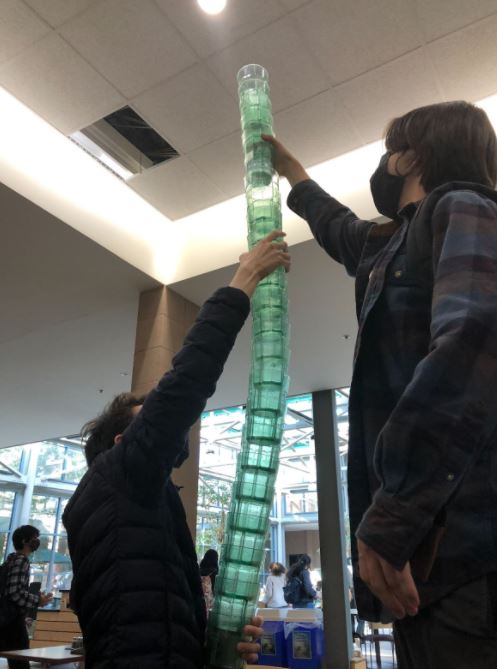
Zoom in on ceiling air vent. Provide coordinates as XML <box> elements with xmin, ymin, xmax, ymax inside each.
<box><xmin>70</xmin><ymin>106</ymin><xmax>179</xmax><ymax>181</ymax></box>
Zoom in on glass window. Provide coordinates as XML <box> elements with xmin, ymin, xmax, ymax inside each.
<box><xmin>36</xmin><ymin>443</ymin><xmax>66</xmax><ymax>481</ymax></box>
<box><xmin>36</xmin><ymin>439</ymin><xmax>86</xmax><ymax>483</ymax></box>
<box><xmin>197</xmin><ymin>394</ymin><xmax>320</xmax><ymax>577</ymax></box>
<box><xmin>196</xmin><ymin>476</ymin><xmax>232</xmax><ymax>558</ymax></box>
<box><xmin>0</xmin><ymin>435</ymin><xmax>85</xmax><ymax>588</ymax></box>
<box><xmin>0</xmin><ymin>490</ymin><xmax>16</xmax><ymax>560</ymax></box>
<box><xmin>0</xmin><ymin>446</ymin><xmax>24</xmax><ymax>474</ymax></box>
<box><xmin>29</xmin><ymin>495</ymin><xmax>72</xmax><ymax>592</ymax></box>
<box><xmin>334</xmin><ymin>388</ymin><xmax>351</xmax><ymax>559</ymax></box>
<box><xmin>51</xmin><ymin>533</ymin><xmax>72</xmax><ymax>591</ymax></box>
<box><xmin>30</xmin><ymin>495</ymin><xmax>58</xmax><ymax>536</ymax></box>
<box><xmin>63</xmin><ymin>447</ymin><xmax>87</xmax><ymax>483</ymax></box>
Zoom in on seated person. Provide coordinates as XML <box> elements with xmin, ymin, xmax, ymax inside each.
<box><xmin>63</xmin><ymin>231</ymin><xmax>290</xmax><ymax>669</ymax></box>
<box><xmin>0</xmin><ymin>526</ymin><xmax>52</xmax><ymax>669</ymax></box>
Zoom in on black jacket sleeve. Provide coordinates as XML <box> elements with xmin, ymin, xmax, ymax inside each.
<box><xmin>287</xmin><ymin>179</ymin><xmax>375</xmax><ymax>277</ymax></box>
<box><xmin>118</xmin><ymin>287</ymin><xmax>250</xmax><ymax>487</ymax></box>
<box><xmin>301</xmin><ymin>570</ymin><xmax>317</xmax><ymax>599</ymax></box>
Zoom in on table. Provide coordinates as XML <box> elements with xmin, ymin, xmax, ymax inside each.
<box><xmin>0</xmin><ymin>645</ymin><xmax>83</xmax><ymax>667</ymax></box>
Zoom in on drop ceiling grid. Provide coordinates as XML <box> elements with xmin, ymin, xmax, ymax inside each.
<box><xmin>0</xmin><ymin>0</ymin><xmax>50</xmax><ymax>66</ymax></box>
<box><xmin>57</xmin><ymin>0</ymin><xmax>199</xmax><ymax>98</ymax></box>
<box><xmin>0</xmin><ymin>0</ymin><xmax>496</xmax><ymax>220</ymax></box>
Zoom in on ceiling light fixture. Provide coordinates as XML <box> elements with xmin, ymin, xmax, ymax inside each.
<box><xmin>197</xmin><ymin>0</ymin><xmax>227</xmax><ymax>15</ymax></box>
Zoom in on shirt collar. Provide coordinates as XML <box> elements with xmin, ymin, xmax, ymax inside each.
<box><xmin>397</xmin><ymin>200</ymin><xmax>420</xmax><ymax>222</ymax></box>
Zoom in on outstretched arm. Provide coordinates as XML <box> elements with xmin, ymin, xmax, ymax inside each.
<box><xmin>118</xmin><ymin>232</ymin><xmax>291</xmax><ymax>486</ymax></box>
<box><xmin>264</xmin><ymin>135</ymin><xmax>374</xmax><ymax>275</ymax></box>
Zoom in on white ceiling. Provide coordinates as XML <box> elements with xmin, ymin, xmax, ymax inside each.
<box><xmin>1</xmin><ymin>0</ymin><xmax>497</xmax><ymax>220</ymax></box>
<box><xmin>0</xmin><ymin>181</ymin><xmax>157</xmax><ymax>447</ymax></box>
<box><xmin>3</xmin><ymin>0</ymin><xmax>497</xmax><ymax>446</ymax></box>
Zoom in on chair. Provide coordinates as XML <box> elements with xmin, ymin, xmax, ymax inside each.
<box><xmin>360</xmin><ymin>622</ymin><xmax>396</xmax><ymax>668</ymax></box>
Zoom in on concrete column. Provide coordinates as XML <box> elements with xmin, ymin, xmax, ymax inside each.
<box><xmin>312</xmin><ymin>390</ymin><xmax>352</xmax><ymax>669</ymax></box>
<box><xmin>131</xmin><ymin>285</ymin><xmax>200</xmax><ymax>539</ymax></box>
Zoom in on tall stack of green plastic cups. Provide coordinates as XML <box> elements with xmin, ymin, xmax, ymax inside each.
<box><xmin>207</xmin><ymin>64</ymin><xmax>289</xmax><ymax>669</ymax></box>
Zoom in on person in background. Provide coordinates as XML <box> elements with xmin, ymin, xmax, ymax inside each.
<box><xmin>0</xmin><ymin>526</ymin><xmax>52</xmax><ymax>669</ymax></box>
<box><xmin>63</xmin><ymin>231</ymin><xmax>291</xmax><ymax>669</ymax></box>
<box><xmin>199</xmin><ymin>549</ymin><xmax>219</xmax><ymax>613</ymax></box>
<box><xmin>263</xmin><ymin>562</ymin><xmax>287</xmax><ymax>608</ymax></box>
<box><xmin>315</xmin><ymin>580</ymin><xmax>323</xmax><ymax>609</ymax></box>
<box><xmin>199</xmin><ymin>549</ymin><xmax>219</xmax><ymax>592</ymax></box>
<box><xmin>287</xmin><ymin>554</ymin><xmax>316</xmax><ymax>609</ymax></box>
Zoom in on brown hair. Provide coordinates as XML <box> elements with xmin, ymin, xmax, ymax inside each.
<box><xmin>270</xmin><ymin>562</ymin><xmax>286</xmax><ymax>576</ymax></box>
<box><xmin>82</xmin><ymin>392</ymin><xmax>146</xmax><ymax>465</ymax></box>
<box><xmin>385</xmin><ymin>101</ymin><xmax>497</xmax><ymax>192</ymax></box>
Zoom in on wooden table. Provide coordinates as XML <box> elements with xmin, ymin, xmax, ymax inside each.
<box><xmin>0</xmin><ymin>644</ymin><xmax>83</xmax><ymax>667</ymax></box>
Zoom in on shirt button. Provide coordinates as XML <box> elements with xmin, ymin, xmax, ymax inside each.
<box><xmin>447</xmin><ymin>473</ymin><xmax>455</xmax><ymax>482</ymax></box>
<box><xmin>394</xmin><ymin>270</ymin><xmax>403</xmax><ymax>278</ymax></box>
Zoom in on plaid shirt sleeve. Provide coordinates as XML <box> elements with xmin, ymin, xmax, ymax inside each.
<box><xmin>357</xmin><ymin>191</ymin><xmax>497</xmax><ymax>569</ymax></box>
<box><xmin>287</xmin><ymin>179</ymin><xmax>374</xmax><ymax>276</ymax></box>
<box><xmin>6</xmin><ymin>554</ymin><xmax>40</xmax><ymax>610</ymax></box>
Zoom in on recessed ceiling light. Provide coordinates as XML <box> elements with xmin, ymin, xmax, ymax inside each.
<box><xmin>197</xmin><ymin>0</ymin><xmax>227</xmax><ymax>15</ymax></box>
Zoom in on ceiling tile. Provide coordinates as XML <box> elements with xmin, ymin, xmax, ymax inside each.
<box><xmin>273</xmin><ymin>90</ymin><xmax>363</xmax><ymax>167</ymax></box>
<box><xmin>132</xmin><ymin>64</ymin><xmax>239</xmax><ymax>154</ymax></box>
<box><xmin>129</xmin><ymin>157</ymin><xmax>225</xmax><ymax>220</ymax></box>
<box><xmin>0</xmin><ymin>32</ymin><xmax>124</xmax><ymax>135</ymax></box>
<box><xmin>157</xmin><ymin>0</ymin><xmax>285</xmax><ymax>58</ymax></box>
<box><xmin>336</xmin><ymin>49</ymin><xmax>444</xmax><ymax>145</ymax></box>
<box><xmin>207</xmin><ymin>16</ymin><xmax>329</xmax><ymax>113</ymax></box>
<box><xmin>0</xmin><ymin>0</ymin><xmax>50</xmax><ymax>66</ymax></box>
<box><xmin>24</xmin><ymin>0</ymin><xmax>103</xmax><ymax>28</ymax></box>
<box><xmin>189</xmin><ymin>132</ymin><xmax>245</xmax><ymax>199</ymax></box>
<box><xmin>279</xmin><ymin>0</ymin><xmax>314</xmax><ymax>10</ymax></box>
<box><xmin>428</xmin><ymin>14</ymin><xmax>497</xmax><ymax>102</ymax></box>
<box><xmin>415</xmin><ymin>0</ymin><xmax>497</xmax><ymax>42</ymax></box>
<box><xmin>59</xmin><ymin>0</ymin><xmax>197</xmax><ymax>97</ymax></box>
<box><xmin>291</xmin><ymin>0</ymin><xmax>422</xmax><ymax>85</ymax></box>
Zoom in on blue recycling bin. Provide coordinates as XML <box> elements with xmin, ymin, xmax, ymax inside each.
<box><xmin>257</xmin><ymin>619</ymin><xmax>288</xmax><ymax>667</ymax></box>
<box><xmin>284</xmin><ymin>621</ymin><xmax>324</xmax><ymax>669</ymax></box>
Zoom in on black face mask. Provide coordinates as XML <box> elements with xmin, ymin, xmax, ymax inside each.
<box><xmin>370</xmin><ymin>153</ymin><xmax>404</xmax><ymax>219</ymax></box>
<box><xmin>29</xmin><ymin>538</ymin><xmax>40</xmax><ymax>552</ymax></box>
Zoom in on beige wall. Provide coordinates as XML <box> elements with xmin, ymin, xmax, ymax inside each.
<box><xmin>285</xmin><ymin>529</ymin><xmax>321</xmax><ymax>571</ymax></box>
<box><xmin>131</xmin><ymin>285</ymin><xmax>200</xmax><ymax>538</ymax></box>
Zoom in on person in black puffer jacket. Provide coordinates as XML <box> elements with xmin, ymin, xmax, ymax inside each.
<box><xmin>62</xmin><ymin>231</ymin><xmax>290</xmax><ymax>669</ymax></box>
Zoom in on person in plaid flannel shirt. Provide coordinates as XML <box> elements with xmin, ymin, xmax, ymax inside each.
<box><xmin>0</xmin><ymin>526</ymin><xmax>52</xmax><ymax>668</ymax></box>
<box><xmin>264</xmin><ymin>101</ymin><xmax>497</xmax><ymax>668</ymax></box>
